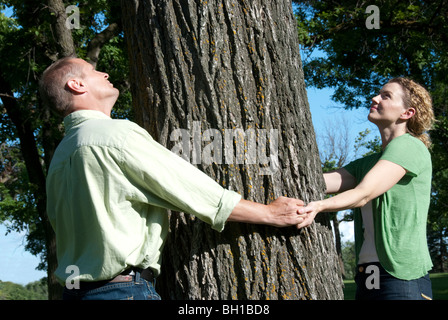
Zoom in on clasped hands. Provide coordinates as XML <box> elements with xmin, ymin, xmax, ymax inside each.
<box><xmin>267</xmin><ymin>196</ymin><xmax>320</xmax><ymax>229</ymax></box>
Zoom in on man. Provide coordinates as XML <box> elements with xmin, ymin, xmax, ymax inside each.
<box><xmin>41</xmin><ymin>57</ymin><xmax>305</xmax><ymax>300</ymax></box>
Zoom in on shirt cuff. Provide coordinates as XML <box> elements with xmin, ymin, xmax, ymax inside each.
<box><xmin>212</xmin><ymin>190</ymin><xmax>242</xmax><ymax>232</ymax></box>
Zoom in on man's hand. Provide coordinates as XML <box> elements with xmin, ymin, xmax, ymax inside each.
<box><xmin>228</xmin><ymin>197</ymin><xmax>306</xmax><ymax>228</ymax></box>
<box><xmin>266</xmin><ymin>196</ymin><xmax>306</xmax><ymax>227</ymax></box>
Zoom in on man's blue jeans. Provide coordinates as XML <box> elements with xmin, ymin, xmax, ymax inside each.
<box><xmin>355</xmin><ymin>262</ymin><xmax>433</xmax><ymax>300</ymax></box>
<box><xmin>63</xmin><ymin>271</ymin><xmax>161</xmax><ymax>300</ymax></box>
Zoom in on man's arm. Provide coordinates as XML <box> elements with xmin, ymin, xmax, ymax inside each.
<box><xmin>123</xmin><ymin>127</ymin><xmax>306</xmax><ymax>230</ymax></box>
<box><xmin>227</xmin><ymin>197</ymin><xmax>305</xmax><ymax>227</ymax></box>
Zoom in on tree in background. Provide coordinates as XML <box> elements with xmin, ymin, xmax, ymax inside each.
<box><xmin>121</xmin><ymin>0</ymin><xmax>343</xmax><ymax>299</ymax></box>
<box><xmin>317</xmin><ymin>114</ymin><xmax>382</xmax><ymax>279</ymax></box>
<box><xmin>294</xmin><ymin>0</ymin><xmax>448</xmax><ymax>273</ymax></box>
<box><xmin>0</xmin><ymin>279</ymin><xmax>47</xmax><ymax>300</ymax></box>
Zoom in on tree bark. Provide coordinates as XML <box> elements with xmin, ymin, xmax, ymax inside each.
<box><xmin>121</xmin><ymin>0</ymin><xmax>343</xmax><ymax>299</ymax></box>
<box><xmin>46</xmin><ymin>0</ymin><xmax>76</xmax><ymax>57</ymax></box>
<box><xmin>332</xmin><ymin>213</ymin><xmax>346</xmax><ymax>279</ymax></box>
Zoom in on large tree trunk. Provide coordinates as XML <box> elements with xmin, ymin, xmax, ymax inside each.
<box><xmin>121</xmin><ymin>0</ymin><xmax>343</xmax><ymax>299</ymax></box>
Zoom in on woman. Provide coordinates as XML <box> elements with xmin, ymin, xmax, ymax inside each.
<box><xmin>298</xmin><ymin>77</ymin><xmax>435</xmax><ymax>300</ymax></box>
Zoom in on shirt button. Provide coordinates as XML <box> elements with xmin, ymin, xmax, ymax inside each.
<box><xmin>358</xmin><ymin>266</ymin><xmax>364</xmax><ymax>273</ymax></box>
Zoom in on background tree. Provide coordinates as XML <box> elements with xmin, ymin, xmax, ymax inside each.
<box><xmin>0</xmin><ymin>279</ymin><xmax>47</xmax><ymax>300</ymax></box>
<box><xmin>294</xmin><ymin>0</ymin><xmax>448</xmax><ymax>273</ymax></box>
<box><xmin>316</xmin><ymin>116</ymin><xmax>352</xmax><ymax>279</ymax></box>
<box><xmin>317</xmin><ymin>114</ymin><xmax>382</xmax><ymax>279</ymax></box>
<box><xmin>121</xmin><ymin>0</ymin><xmax>343</xmax><ymax>299</ymax></box>
<box><xmin>341</xmin><ymin>241</ymin><xmax>355</xmax><ymax>279</ymax></box>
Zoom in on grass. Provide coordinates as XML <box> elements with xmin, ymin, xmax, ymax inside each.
<box><xmin>343</xmin><ymin>272</ymin><xmax>448</xmax><ymax>300</ymax></box>
<box><xmin>430</xmin><ymin>273</ymin><xmax>448</xmax><ymax>300</ymax></box>
<box><xmin>342</xmin><ymin>280</ymin><xmax>356</xmax><ymax>300</ymax></box>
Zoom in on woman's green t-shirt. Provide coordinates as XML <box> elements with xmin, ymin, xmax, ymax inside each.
<box><xmin>344</xmin><ymin>134</ymin><xmax>433</xmax><ymax>280</ymax></box>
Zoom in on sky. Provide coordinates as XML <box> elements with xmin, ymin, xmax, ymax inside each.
<box><xmin>0</xmin><ymin>224</ymin><xmax>47</xmax><ymax>285</ymax></box>
<box><xmin>306</xmin><ymin>87</ymin><xmax>374</xmax><ymax>245</ymax></box>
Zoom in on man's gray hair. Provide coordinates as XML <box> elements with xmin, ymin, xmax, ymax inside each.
<box><xmin>39</xmin><ymin>57</ymin><xmax>83</xmax><ymax>117</ymax></box>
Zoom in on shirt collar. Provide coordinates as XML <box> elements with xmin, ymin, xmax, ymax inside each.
<box><xmin>63</xmin><ymin>110</ymin><xmax>111</xmax><ymax>132</ymax></box>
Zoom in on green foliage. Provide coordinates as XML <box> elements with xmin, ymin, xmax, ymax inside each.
<box><xmin>354</xmin><ymin>129</ymin><xmax>381</xmax><ymax>157</ymax></box>
<box><xmin>341</xmin><ymin>241</ymin><xmax>356</xmax><ymax>280</ymax></box>
<box><xmin>294</xmin><ymin>0</ymin><xmax>448</xmax><ymax>109</ymax></box>
<box><xmin>0</xmin><ymin>278</ymin><xmax>48</xmax><ymax>300</ymax></box>
<box><xmin>429</xmin><ymin>273</ymin><xmax>448</xmax><ymax>300</ymax></box>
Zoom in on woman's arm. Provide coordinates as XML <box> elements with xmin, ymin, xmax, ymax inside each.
<box><xmin>297</xmin><ymin>160</ymin><xmax>407</xmax><ymax>228</ymax></box>
<box><xmin>324</xmin><ymin>168</ymin><xmax>357</xmax><ymax>194</ymax></box>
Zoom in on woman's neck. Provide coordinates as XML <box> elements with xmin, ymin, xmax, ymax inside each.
<box><xmin>379</xmin><ymin>125</ymin><xmax>408</xmax><ymax>150</ymax></box>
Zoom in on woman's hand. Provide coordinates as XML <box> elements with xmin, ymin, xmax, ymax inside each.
<box><xmin>296</xmin><ymin>201</ymin><xmax>323</xmax><ymax>228</ymax></box>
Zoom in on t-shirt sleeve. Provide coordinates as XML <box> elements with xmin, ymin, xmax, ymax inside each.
<box><xmin>379</xmin><ymin>135</ymin><xmax>427</xmax><ymax>177</ymax></box>
<box><xmin>343</xmin><ymin>158</ymin><xmax>362</xmax><ymax>181</ymax></box>
<box><xmin>343</xmin><ymin>153</ymin><xmax>380</xmax><ymax>183</ymax></box>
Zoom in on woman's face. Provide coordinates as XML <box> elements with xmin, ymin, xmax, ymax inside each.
<box><xmin>368</xmin><ymin>82</ymin><xmax>412</xmax><ymax>127</ymax></box>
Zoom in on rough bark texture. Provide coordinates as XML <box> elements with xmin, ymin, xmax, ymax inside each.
<box><xmin>46</xmin><ymin>0</ymin><xmax>76</xmax><ymax>57</ymax></box>
<box><xmin>121</xmin><ymin>0</ymin><xmax>343</xmax><ymax>299</ymax></box>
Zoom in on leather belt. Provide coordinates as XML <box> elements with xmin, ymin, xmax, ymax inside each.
<box><xmin>75</xmin><ymin>267</ymin><xmax>155</xmax><ymax>290</ymax></box>
<box><xmin>138</xmin><ymin>267</ymin><xmax>155</xmax><ymax>282</ymax></box>
<box><xmin>110</xmin><ymin>267</ymin><xmax>155</xmax><ymax>283</ymax></box>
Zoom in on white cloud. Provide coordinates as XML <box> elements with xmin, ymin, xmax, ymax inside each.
<box><xmin>339</xmin><ymin>220</ymin><xmax>354</xmax><ymax>243</ymax></box>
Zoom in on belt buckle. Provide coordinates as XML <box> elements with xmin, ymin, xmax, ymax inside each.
<box><xmin>110</xmin><ymin>274</ymin><xmax>133</xmax><ymax>283</ymax></box>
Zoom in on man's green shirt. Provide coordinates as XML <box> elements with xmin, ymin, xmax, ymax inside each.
<box><xmin>344</xmin><ymin>134</ymin><xmax>433</xmax><ymax>280</ymax></box>
<box><xmin>46</xmin><ymin>110</ymin><xmax>241</xmax><ymax>283</ymax></box>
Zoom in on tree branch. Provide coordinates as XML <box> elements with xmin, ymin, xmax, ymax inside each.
<box><xmin>86</xmin><ymin>23</ymin><xmax>120</xmax><ymax>68</ymax></box>
<box><xmin>0</xmin><ymin>72</ymin><xmax>46</xmax><ymax>193</ymax></box>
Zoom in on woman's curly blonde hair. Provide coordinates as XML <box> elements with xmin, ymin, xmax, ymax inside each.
<box><xmin>388</xmin><ymin>77</ymin><xmax>435</xmax><ymax>148</ymax></box>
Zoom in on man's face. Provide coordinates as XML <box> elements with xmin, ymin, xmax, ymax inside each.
<box><xmin>74</xmin><ymin>59</ymin><xmax>119</xmax><ymax>103</ymax></box>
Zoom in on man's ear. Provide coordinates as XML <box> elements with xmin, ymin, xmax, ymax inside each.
<box><xmin>400</xmin><ymin>107</ymin><xmax>415</xmax><ymax>120</ymax></box>
<box><xmin>66</xmin><ymin>78</ymin><xmax>87</xmax><ymax>94</ymax></box>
